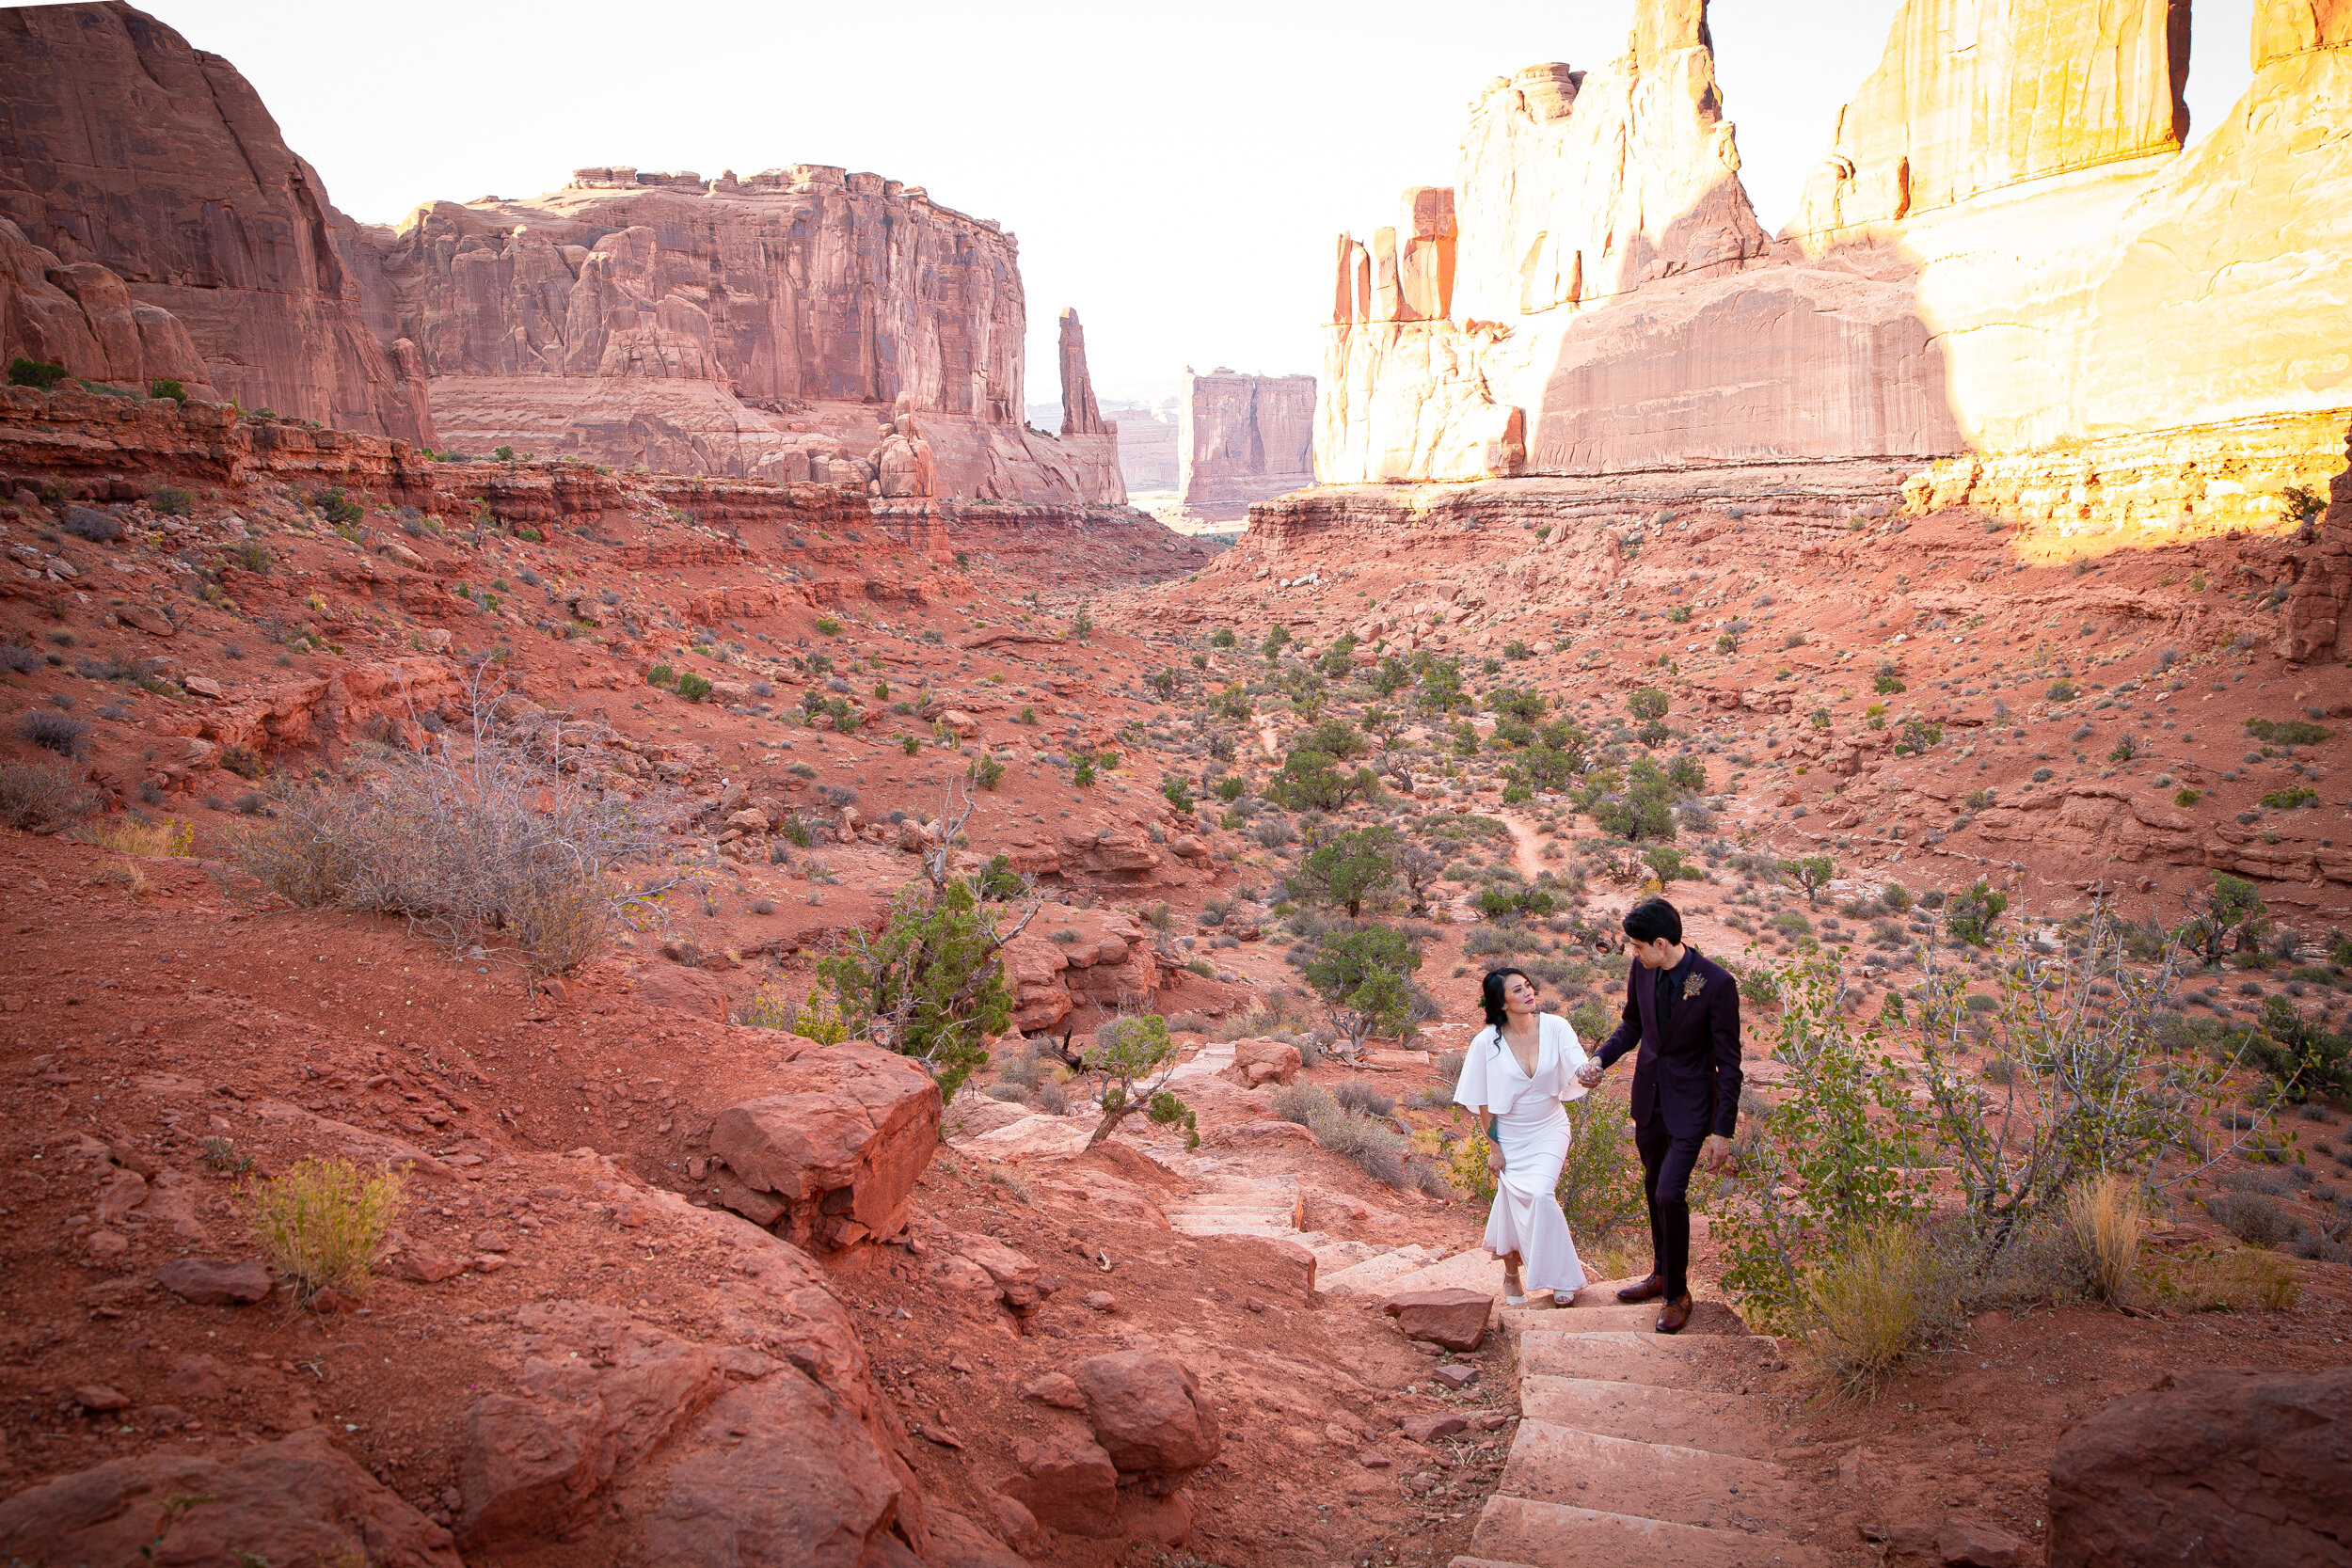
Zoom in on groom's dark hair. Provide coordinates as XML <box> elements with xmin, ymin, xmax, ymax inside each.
<box><xmin>1623</xmin><ymin>897</ymin><xmax>1682</xmax><ymax>944</ymax></box>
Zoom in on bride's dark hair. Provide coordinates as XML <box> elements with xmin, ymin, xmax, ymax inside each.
<box><xmin>1480</xmin><ymin>967</ymin><xmax>1534</xmax><ymax>1031</ymax></box>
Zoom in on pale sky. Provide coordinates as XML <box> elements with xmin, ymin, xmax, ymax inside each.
<box><xmin>137</xmin><ymin>0</ymin><xmax>2255</xmax><ymax>412</ymax></box>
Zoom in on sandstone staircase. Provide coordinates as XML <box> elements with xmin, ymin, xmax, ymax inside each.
<box><xmin>1452</xmin><ymin>1292</ymin><xmax>1826</xmax><ymax>1568</ymax></box>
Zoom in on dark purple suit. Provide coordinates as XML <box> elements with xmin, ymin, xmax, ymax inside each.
<box><xmin>1594</xmin><ymin>948</ymin><xmax>1742</xmax><ymax>1298</ymax></box>
<box><xmin>1595</xmin><ymin>949</ymin><xmax>1742</xmax><ymax>1141</ymax></box>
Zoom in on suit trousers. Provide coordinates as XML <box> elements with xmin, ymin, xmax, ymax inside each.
<box><xmin>1634</xmin><ymin>1108</ymin><xmax>1704</xmax><ymax>1299</ymax></box>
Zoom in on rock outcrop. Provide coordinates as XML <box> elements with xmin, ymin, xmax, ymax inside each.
<box><xmin>2047</xmin><ymin>1366</ymin><xmax>2352</xmax><ymax>1568</ymax></box>
<box><xmin>0</xmin><ymin>3</ymin><xmax>433</xmax><ymax>442</ymax></box>
<box><xmin>1177</xmin><ymin>368</ymin><xmax>1316</xmax><ymax>520</ymax></box>
<box><xmin>366</xmin><ymin>170</ymin><xmax>1124</xmax><ymax>504</ymax></box>
<box><xmin>1313</xmin><ymin>0</ymin><xmax>2352</xmax><ymax>523</ymax></box>
<box><xmin>705</xmin><ymin>1037</ymin><xmax>941</xmax><ymax>1250</ymax></box>
<box><xmin>0</xmin><ymin>1428</ymin><xmax>461</xmax><ymax>1566</ymax></box>
<box><xmin>1058</xmin><ymin>308</ymin><xmax>1107</xmax><ymax>436</ymax></box>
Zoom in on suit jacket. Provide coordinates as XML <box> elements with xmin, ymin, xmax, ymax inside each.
<box><xmin>1595</xmin><ymin>949</ymin><xmax>1742</xmax><ymax>1140</ymax></box>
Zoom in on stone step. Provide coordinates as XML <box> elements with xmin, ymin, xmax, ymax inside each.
<box><xmin>1446</xmin><ymin>1557</ymin><xmax>1543</xmax><ymax>1568</ymax></box>
<box><xmin>1500</xmin><ymin>1298</ymin><xmax>1748</xmax><ymax>1338</ymax></box>
<box><xmin>1518</xmin><ymin>1331</ymin><xmax>1781</xmax><ymax>1390</ymax></box>
<box><xmin>1470</xmin><ymin>1497</ymin><xmax>1825</xmax><ymax>1568</ymax></box>
<box><xmin>1517</xmin><ymin>1376</ymin><xmax>1781</xmax><ymax>1460</ymax></box>
<box><xmin>1374</xmin><ymin>1246</ymin><xmax>1511</xmax><ymax>1299</ymax></box>
<box><xmin>1318</xmin><ymin>1246</ymin><xmax>1447</xmax><ymax>1297</ymax></box>
<box><xmin>1497</xmin><ymin>1421</ymin><xmax>1797</xmax><ymax>1529</ymax></box>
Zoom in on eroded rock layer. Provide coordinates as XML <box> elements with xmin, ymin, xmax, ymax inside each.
<box><xmin>1177</xmin><ymin>369</ymin><xmax>1316</xmax><ymax>521</ymax></box>
<box><xmin>367</xmin><ymin>171</ymin><xmax>1122</xmax><ymax>504</ymax></box>
<box><xmin>0</xmin><ymin>2</ymin><xmax>433</xmax><ymax>442</ymax></box>
<box><xmin>1315</xmin><ymin>0</ymin><xmax>2352</xmax><ymax>522</ymax></box>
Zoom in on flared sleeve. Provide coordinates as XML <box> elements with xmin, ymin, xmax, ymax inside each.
<box><xmin>1550</xmin><ymin>1012</ymin><xmax>1592</xmax><ymax>1103</ymax></box>
<box><xmin>1452</xmin><ymin>1027</ymin><xmax>1502</xmax><ymax>1114</ymax></box>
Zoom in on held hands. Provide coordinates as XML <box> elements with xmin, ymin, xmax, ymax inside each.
<box><xmin>1574</xmin><ymin>1059</ymin><xmax>1605</xmax><ymax>1088</ymax></box>
<box><xmin>1486</xmin><ymin>1145</ymin><xmax>1506</xmax><ymax>1177</ymax></box>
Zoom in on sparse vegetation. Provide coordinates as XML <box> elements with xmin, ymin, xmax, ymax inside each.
<box><xmin>249</xmin><ymin>1156</ymin><xmax>405</xmax><ymax>1299</ymax></box>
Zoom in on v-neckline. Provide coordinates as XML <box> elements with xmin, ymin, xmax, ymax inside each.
<box><xmin>1502</xmin><ymin>1020</ymin><xmax>1542</xmax><ymax>1079</ymax></box>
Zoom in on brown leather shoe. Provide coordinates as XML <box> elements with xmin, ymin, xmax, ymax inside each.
<box><xmin>1615</xmin><ymin>1275</ymin><xmax>1666</xmax><ymax>1304</ymax></box>
<box><xmin>1656</xmin><ymin>1293</ymin><xmax>1693</xmax><ymax>1334</ymax></box>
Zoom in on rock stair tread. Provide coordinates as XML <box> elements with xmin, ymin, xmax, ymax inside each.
<box><xmin>1517</xmin><ymin>1375</ymin><xmax>1780</xmax><ymax>1460</ymax></box>
<box><xmin>1468</xmin><ymin>1497</ymin><xmax>1829</xmax><ymax>1568</ymax></box>
<box><xmin>1496</xmin><ymin>1420</ymin><xmax>1796</xmax><ymax>1528</ymax></box>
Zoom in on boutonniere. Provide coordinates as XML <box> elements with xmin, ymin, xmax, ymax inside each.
<box><xmin>1677</xmin><ymin>971</ymin><xmax>1707</xmax><ymax>1004</ymax></box>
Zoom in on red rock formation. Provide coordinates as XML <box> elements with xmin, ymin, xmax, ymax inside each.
<box><xmin>1058</xmin><ymin>308</ymin><xmax>1107</xmax><ymax>436</ymax></box>
<box><xmin>2281</xmin><ymin>421</ymin><xmax>2352</xmax><ymax>661</ymax></box>
<box><xmin>0</xmin><ymin>3</ymin><xmax>433</xmax><ymax>442</ymax></box>
<box><xmin>1177</xmin><ymin>368</ymin><xmax>1317</xmax><ymax>521</ymax></box>
<box><xmin>1314</xmin><ymin>0</ymin><xmax>2352</xmax><ymax>515</ymax></box>
<box><xmin>366</xmin><ymin>170</ymin><xmax>1124</xmax><ymax>505</ymax></box>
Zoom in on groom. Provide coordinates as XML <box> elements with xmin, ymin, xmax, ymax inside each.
<box><xmin>1574</xmin><ymin>896</ymin><xmax>1740</xmax><ymax>1333</ymax></box>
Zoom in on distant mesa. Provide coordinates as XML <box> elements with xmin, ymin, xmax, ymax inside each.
<box><xmin>1179</xmin><ymin>369</ymin><xmax>1317</xmax><ymax>523</ymax></box>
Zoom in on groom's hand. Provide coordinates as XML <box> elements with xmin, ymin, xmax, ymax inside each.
<box><xmin>1699</xmin><ymin>1133</ymin><xmax>1734</xmax><ymax>1173</ymax></box>
<box><xmin>1574</xmin><ymin>1060</ymin><xmax>1604</xmax><ymax>1088</ymax></box>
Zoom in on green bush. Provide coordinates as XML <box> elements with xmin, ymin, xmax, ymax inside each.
<box><xmin>647</xmin><ymin>662</ymin><xmax>676</xmax><ymax>687</ymax></box>
<box><xmin>816</xmin><ymin>877</ymin><xmax>1019</xmax><ymax>1102</ymax></box>
<box><xmin>1160</xmin><ymin>774</ymin><xmax>1195</xmax><ymax>813</ymax></box>
<box><xmin>2246</xmin><ymin>717</ymin><xmax>2330</xmax><ymax>747</ymax></box>
<box><xmin>151</xmin><ymin>483</ymin><xmax>194</xmax><ymax>516</ymax></box>
<box><xmin>815</xmin><ymin>616</ymin><xmax>842</xmax><ymax>636</ymax></box>
<box><xmin>675</xmin><ymin>672</ymin><xmax>713</xmax><ymax>703</ymax></box>
<box><xmin>1944</xmin><ymin>879</ymin><xmax>2008</xmax><ymax>945</ymax></box>
<box><xmin>970</xmin><ymin>752</ymin><xmax>1006</xmax><ymax>790</ymax></box>
<box><xmin>149</xmin><ymin>377</ymin><xmax>187</xmax><ymax>404</ymax></box>
<box><xmin>8</xmin><ymin>356</ymin><xmax>67</xmax><ymax>390</ymax></box>
<box><xmin>1288</xmin><ymin>824</ymin><xmax>1398</xmax><ymax>917</ymax></box>
<box><xmin>250</xmin><ymin>1156</ymin><xmax>405</xmax><ymax>1298</ymax></box>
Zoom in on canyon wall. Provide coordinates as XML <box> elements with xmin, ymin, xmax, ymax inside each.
<box><xmin>1107</xmin><ymin>403</ymin><xmax>1180</xmax><ymax>492</ymax></box>
<box><xmin>0</xmin><ymin>3</ymin><xmax>433</xmax><ymax>443</ymax></box>
<box><xmin>367</xmin><ymin>171</ymin><xmax>1123</xmax><ymax>504</ymax></box>
<box><xmin>1177</xmin><ymin>369</ymin><xmax>1315</xmax><ymax>520</ymax></box>
<box><xmin>1316</xmin><ymin>0</ymin><xmax>2352</xmax><ymax>534</ymax></box>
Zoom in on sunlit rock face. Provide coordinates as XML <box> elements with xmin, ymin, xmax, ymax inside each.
<box><xmin>1316</xmin><ymin>0</ymin><xmax>2352</xmax><ymax>517</ymax></box>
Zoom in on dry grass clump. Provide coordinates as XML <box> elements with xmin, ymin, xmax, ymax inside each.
<box><xmin>1799</xmin><ymin>1225</ymin><xmax>1945</xmax><ymax>1398</ymax></box>
<box><xmin>250</xmin><ymin>1156</ymin><xmax>405</xmax><ymax>1298</ymax></box>
<box><xmin>2144</xmin><ymin>1243</ymin><xmax>2301</xmax><ymax>1312</ymax></box>
<box><xmin>81</xmin><ymin>815</ymin><xmax>194</xmax><ymax>857</ymax></box>
<box><xmin>0</xmin><ymin>756</ymin><xmax>96</xmax><ymax>830</ymax></box>
<box><xmin>2062</xmin><ymin>1172</ymin><xmax>2145</xmax><ymax>1304</ymax></box>
<box><xmin>230</xmin><ymin>694</ymin><xmax>665</xmax><ymax>973</ymax></box>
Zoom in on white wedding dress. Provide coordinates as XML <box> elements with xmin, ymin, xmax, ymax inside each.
<box><xmin>1452</xmin><ymin>1012</ymin><xmax>1590</xmax><ymax>1298</ymax></box>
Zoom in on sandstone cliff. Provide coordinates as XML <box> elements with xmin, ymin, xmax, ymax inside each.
<box><xmin>1177</xmin><ymin>369</ymin><xmax>1315</xmax><ymax>521</ymax></box>
<box><xmin>366</xmin><ymin>171</ymin><xmax>1123</xmax><ymax>505</ymax></box>
<box><xmin>1314</xmin><ymin>0</ymin><xmax>2352</xmax><ymax>531</ymax></box>
<box><xmin>0</xmin><ymin>3</ymin><xmax>433</xmax><ymax>442</ymax></box>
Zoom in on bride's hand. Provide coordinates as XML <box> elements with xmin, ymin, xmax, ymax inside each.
<box><xmin>1486</xmin><ymin>1146</ymin><xmax>1505</xmax><ymax>1176</ymax></box>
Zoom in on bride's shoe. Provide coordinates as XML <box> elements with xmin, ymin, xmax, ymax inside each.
<box><xmin>1502</xmin><ymin>1269</ymin><xmax>1526</xmax><ymax>1307</ymax></box>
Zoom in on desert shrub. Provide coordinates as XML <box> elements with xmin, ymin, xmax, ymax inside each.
<box><xmin>82</xmin><ymin>816</ymin><xmax>194</xmax><ymax>857</ymax></box>
<box><xmin>1709</xmin><ymin>958</ymin><xmax>1932</xmax><ymax>1331</ymax></box>
<box><xmin>1276</xmin><ymin>1081</ymin><xmax>1412</xmax><ymax>1186</ymax></box>
<box><xmin>1798</xmin><ymin>1224</ymin><xmax>1944</xmax><ymax>1396</ymax></box>
<box><xmin>2144</xmin><ymin>1240</ymin><xmax>2301</xmax><ymax>1311</ymax></box>
<box><xmin>675</xmin><ymin>672</ymin><xmax>713</xmax><ymax>703</ymax></box>
<box><xmin>8</xmin><ymin>356</ymin><xmax>67</xmax><ymax>389</ymax></box>
<box><xmin>16</xmin><ymin>710</ymin><xmax>88</xmax><ymax>756</ymax></box>
<box><xmin>970</xmin><ymin>752</ymin><xmax>1006</xmax><ymax>790</ymax></box>
<box><xmin>2204</xmin><ymin>1189</ymin><xmax>2304</xmax><ymax>1247</ymax></box>
<box><xmin>149</xmin><ymin>378</ymin><xmax>187</xmax><ymax>404</ymax></box>
<box><xmin>1077</xmin><ymin>1013</ymin><xmax>1198</xmax><ymax>1149</ymax></box>
<box><xmin>734</xmin><ymin>982</ymin><xmax>799</xmax><ymax>1031</ymax></box>
<box><xmin>1556</xmin><ymin>1085</ymin><xmax>1646</xmax><ymax>1243</ymax></box>
<box><xmin>0</xmin><ymin>756</ymin><xmax>96</xmax><ymax>829</ymax></box>
<box><xmin>249</xmin><ymin>1156</ymin><xmax>405</xmax><ymax>1298</ymax></box>
<box><xmin>227</xmin><ymin>692</ymin><xmax>663</xmax><ymax>973</ymax></box>
<box><xmin>2062</xmin><ymin>1172</ymin><xmax>2145</xmax><ymax>1304</ymax></box>
<box><xmin>1914</xmin><ymin>910</ymin><xmax>2224</xmax><ymax>1267</ymax></box>
<box><xmin>816</xmin><ymin>875</ymin><xmax>1025</xmax><ymax>1102</ymax></box>
<box><xmin>60</xmin><ymin>505</ymin><xmax>122</xmax><ymax>543</ymax></box>
<box><xmin>150</xmin><ymin>483</ymin><xmax>194</xmax><ymax>517</ymax></box>
<box><xmin>1333</xmin><ymin>1082</ymin><xmax>1395</xmax><ymax>1117</ymax></box>
<box><xmin>2245</xmin><ymin>717</ymin><xmax>2330</xmax><ymax>747</ymax></box>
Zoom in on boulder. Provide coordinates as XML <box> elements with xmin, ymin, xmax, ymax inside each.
<box><xmin>707</xmin><ymin>1037</ymin><xmax>941</xmax><ymax>1249</ymax></box>
<box><xmin>1069</xmin><ymin>1351</ymin><xmax>1222</xmax><ymax>1481</ymax></box>
<box><xmin>1225</xmin><ymin>1036</ymin><xmax>1303</xmax><ymax>1087</ymax></box>
<box><xmin>994</xmin><ymin>1429</ymin><xmax>1120</xmax><ymax>1536</ymax></box>
<box><xmin>1383</xmin><ymin>1287</ymin><xmax>1494</xmax><ymax>1351</ymax></box>
<box><xmin>155</xmin><ymin>1256</ymin><xmax>273</xmax><ymax>1306</ymax></box>
<box><xmin>2047</xmin><ymin>1367</ymin><xmax>2352</xmax><ymax>1568</ymax></box>
<box><xmin>0</xmin><ymin>1428</ymin><xmax>459</xmax><ymax>1566</ymax></box>
<box><xmin>1886</xmin><ymin>1515</ymin><xmax>2026</xmax><ymax>1567</ymax></box>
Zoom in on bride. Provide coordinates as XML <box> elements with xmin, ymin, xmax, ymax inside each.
<box><xmin>1452</xmin><ymin>967</ymin><xmax>1590</xmax><ymax>1307</ymax></box>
